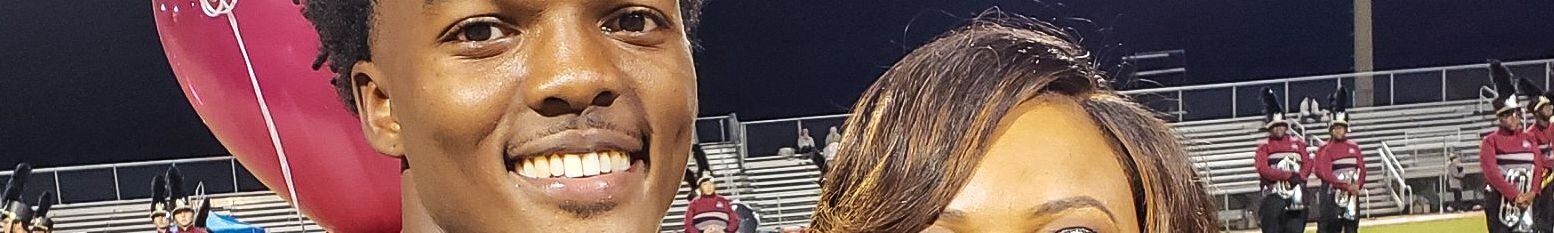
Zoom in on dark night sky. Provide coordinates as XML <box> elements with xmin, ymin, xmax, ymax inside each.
<box><xmin>2</xmin><ymin>1</ymin><xmax>1551</xmax><ymax>168</ymax></box>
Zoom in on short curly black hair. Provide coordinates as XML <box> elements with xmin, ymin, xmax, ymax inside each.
<box><xmin>302</xmin><ymin>0</ymin><xmax>706</xmax><ymax>113</ymax></box>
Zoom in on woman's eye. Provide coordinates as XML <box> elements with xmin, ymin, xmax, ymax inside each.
<box><xmin>1056</xmin><ymin>227</ymin><xmax>1095</xmax><ymax>233</ymax></box>
<box><xmin>457</xmin><ymin>22</ymin><xmax>507</xmax><ymax>42</ymax></box>
<box><xmin>605</xmin><ymin>10</ymin><xmax>661</xmax><ymax>33</ymax></box>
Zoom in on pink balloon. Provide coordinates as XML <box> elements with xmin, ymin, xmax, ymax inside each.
<box><xmin>151</xmin><ymin>0</ymin><xmax>400</xmax><ymax>232</ymax></box>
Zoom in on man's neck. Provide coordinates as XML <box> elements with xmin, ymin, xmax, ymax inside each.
<box><xmin>403</xmin><ymin>171</ymin><xmax>446</xmax><ymax>233</ymax></box>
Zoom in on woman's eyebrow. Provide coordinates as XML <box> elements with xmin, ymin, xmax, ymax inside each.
<box><xmin>1028</xmin><ymin>196</ymin><xmax>1116</xmax><ymax>222</ymax></box>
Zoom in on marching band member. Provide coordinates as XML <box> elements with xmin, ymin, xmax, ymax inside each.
<box><xmin>28</xmin><ymin>192</ymin><xmax>54</xmax><ymax>233</ymax></box>
<box><xmin>1</xmin><ymin>164</ymin><xmax>31</xmax><ymax>233</ymax></box>
<box><xmin>1480</xmin><ymin>60</ymin><xmax>1546</xmax><ymax>233</ymax></box>
<box><xmin>167</xmin><ymin>166</ymin><xmax>210</xmax><ymax>233</ymax></box>
<box><xmin>1518</xmin><ymin>77</ymin><xmax>1554</xmax><ymax>232</ymax></box>
<box><xmin>150</xmin><ymin>174</ymin><xmax>172</xmax><ymax>233</ymax></box>
<box><xmin>1255</xmin><ymin>89</ymin><xmax>1313</xmax><ymax>233</ymax></box>
<box><xmin>1314</xmin><ymin>86</ymin><xmax>1364</xmax><ymax>233</ymax></box>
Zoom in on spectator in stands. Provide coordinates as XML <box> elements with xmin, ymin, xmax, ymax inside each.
<box><xmin>798</xmin><ymin>128</ymin><xmax>817</xmax><ymax>154</ymax></box>
<box><xmin>1254</xmin><ymin>88</ymin><xmax>1311</xmax><ymax>233</ymax></box>
<box><xmin>685</xmin><ymin>176</ymin><xmax>738</xmax><ymax>233</ymax></box>
<box><xmin>1517</xmin><ymin>77</ymin><xmax>1554</xmax><ymax>230</ymax></box>
<box><xmin>1314</xmin><ymin>87</ymin><xmax>1362</xmax><ymax>233</ymax></box>
<box><xmin>808</xmin><ymin>12</ymin><xmax>1217</xmax><ymax>233</ymax></box>
<box><xmin>301</xmin><ymin>0</ymin><xmax>708</xmax><ymax>230</ymax></box>
<box><xmin>825</xmin><ymin>127</ymin><xmax>841</xmax><ymax>146</ymax></box>
<box><xmin>1447</xmin><ymin>152</ymin><xmax>1468</xmax><ymax>212</ymax></box>
<box><xmin>778</xmin><ymin>147</ymin><xmax>797</xmax><ymax>161</ymax></box>
<box><xmin>794</xmin><ymin>129</ymin><xmax>828</xmax><ymax>176</ymax></box>
<box><xmin>823</xmin><ymin>127</ymin><xmax>841</xmax><ymax>162</ymax></box>
<box><xmin>1479</xmin><ymin>60</ymin><xmax>1545</xmax><ymax>233</ymax></box>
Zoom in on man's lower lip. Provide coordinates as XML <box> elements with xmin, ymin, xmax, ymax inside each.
<box><xmin>508</xmin><ymin>160</ymin><xmax>646</xmax><ymax>203</ymax></box>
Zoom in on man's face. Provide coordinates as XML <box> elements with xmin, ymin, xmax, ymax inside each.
<box><xmin>1538</xmin><ymin>106</ymin><xmax>1552</xmax><ymax>122</ymax></box>
<box><xmin>698</xmin><ymin>180</ymin><xmax>715</xmax><ymax>196</ymax></box>
<box><xmin>357</xmin><ymin>0</ymin><xmax>696</xmax><ymax>231</ymax></box>
<box><xmin>153</xmin><ymin>216</ymin><xmax>169</xmax><ymax>228</ymax></box>
<box><xmin>174</xmin><ymin>211</ymin><xmax>193</xmax><ymax>227</ymax></box>
<box><xmin>1500</xmin><ymin>112</ymin><xmax>1522</xmax><ymax>129</ymax></box>
<box><xmin>1268</xmin><ymin>125</ymin><xmax>1288</xmax><ymax>137</ymax></box>
<box><xmin>2</xmin><ymin>221</ymin><xmax>19</xmax><ymax>233</ymax></box>
<box><xmin>1330</xmin><ymin>125</ymin><xmax>1347</xmax><ymax>140</ymax></box>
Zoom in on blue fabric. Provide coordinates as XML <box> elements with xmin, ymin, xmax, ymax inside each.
<box><xmin>205</xmin><ymin>214</ymin><xmax>265</xmax><ymax>233</ymax></box>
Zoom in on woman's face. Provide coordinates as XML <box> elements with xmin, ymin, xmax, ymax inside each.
<box><xmin>924</xmin><ymin>96</ymin><xmax>1139</xmax><ymax>233</ymax></box>
<box><xmin>361</xmin><ymin>0</ymin><xmax>696</xmax><ymax>231</ymax></box>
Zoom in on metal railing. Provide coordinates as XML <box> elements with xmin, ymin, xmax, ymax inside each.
<box><xmin>0</xmin><ymin>156</ymin><xmax>259</xmax><ymax>205</ymax></box>
<box><xmin>1377</xmin><ymin>142</ymin><xmax>1415</xmax><ymax>212</ymax></box>
<box><xmin>735</xmin><ymin>113</ymin><xmax>850</xmax><ymax>158</ymax></box>
<box><xmin>1118</xmin><ymin>59</ymin><xmax>1554</xmax><ymax>122</ymax></box>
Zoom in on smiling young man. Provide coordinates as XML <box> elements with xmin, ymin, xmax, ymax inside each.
<box><xmin>303</xmin><ymin>0</ymin><xmax>705</xmax><ymax>231</ymax></box>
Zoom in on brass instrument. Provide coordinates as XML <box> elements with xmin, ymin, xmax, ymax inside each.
<box><xmin>1335</xmin><ymin>170</ymin><xmax>1359</xmax><ymax>220</ymax></box>
<box><xmin>1498</xmin><ymin>168</ymin><xmax>1535</xmax><ymax>232</ymax></box>
<box><xmin>1273</xmin><ymin>156</ymin><xmax>1305</xmax><ymax>211</ymax></box>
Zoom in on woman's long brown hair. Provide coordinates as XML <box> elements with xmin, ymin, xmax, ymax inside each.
<box><xmin>809</xmin><ymin>11</ymin><xmax>1217</xmax><ymax>233</ymax></box>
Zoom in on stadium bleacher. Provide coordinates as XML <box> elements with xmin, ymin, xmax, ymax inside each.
<box><xmin>18</xmin><ymin>59</ymin><xmax>1550</xmax><ymax>232</ymax></box>
<box><xmin>48</xmin><ymin>191</ymin><xmax>322</xmax><ymax>233</ymax></box>
<box><xmin>1178</xmin><ymin>99</ymin><xmax>1496</xmax><ymax>226</ymax></box>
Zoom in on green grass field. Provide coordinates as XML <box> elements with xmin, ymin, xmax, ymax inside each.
<box><xmin>1303</xmin><ymin>215</ymin><xmax>1486</xmax><ymax>233</ymax></box>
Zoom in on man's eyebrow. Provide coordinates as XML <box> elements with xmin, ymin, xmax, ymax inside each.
<box><xmin>1030</xmin><ymin>196</ymin><xmax>1117</xmax><ymax>222</ymax></box>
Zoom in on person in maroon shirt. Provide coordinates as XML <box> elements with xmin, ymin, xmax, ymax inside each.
<box><xmin>166</xmin><ymin>167</ymin><xmax>210</xmax><ymax>233</ymax></box>
<box><xmin>1254</xmin><ymin>89</ymin><xmax>1312</xmax><ymax>233</ymax></box>
<box><xmin>149</xmin><ymin>174</ymin><xmax>173</xmax><ymax>233</ymax></box>
<box><xmin>1481</xmin><ymin>60</ymin><xmax>1546</xmax><ymax>233</ymax></box>
<box><xmin>1518</xmin><ymin>76</ymin><xmax>1554</xmax><ymax>232</ymax></box>
<box><xmin>685</xmin><ymin>176</ymin><xmax>738</xmax><ymax>233</ymax></box>
<box><xmin>1314</xmin><ymin>87</ymin><xmax>1363</xmax><ymax>233</ymax></box>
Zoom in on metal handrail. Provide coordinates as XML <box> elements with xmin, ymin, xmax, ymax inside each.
<box><xmin>1378</xmin><ymin>142</ymin><xmax>1414</xmax><ymax>211</ymax></box>
<box><xmin>0</xmin><ymin>156</ymin><xmax>240</xmax><ymax>206</ymax></box>
<box><xmin>1117</xmin><ymin>59</ymin><xmax>1554</xmax><ymax>95</ymax></box>
<box><xmin>0</xmin><ymin>156</ymin><xmax>232</xmax><ymax>176</ymax></box>
<box><xmin>740</xmin><ymin>113</ymin><xmax>851</xmax><ymax>125</ymax></box>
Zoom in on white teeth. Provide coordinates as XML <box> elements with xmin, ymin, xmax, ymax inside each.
<box><xmin>514</xmin><ymin>151</ymin><xmax>631</xmax><ymax>179</ymax></box>
<box><xmin>582</xmin><ymin>152</ymin><xmax>601</xmax><ymax>176</ymax></box>
<box><xmin>530</xmin><ymin>157</ymin><xmax>548</xmax><ymax>178</ymax></box>
<box><xmin>521</xmin><ymin>159</ymin><xmax>536</xmax><ymax>178</ymax></box>
<box><xmin>597</xmin><ymin>152</ymin><xmax>613</xmax><ymax>174</ymax></box>
<box><xmin>613</xmin><ymin>152</ymin><xmax>631</xmax><ymax>171</ymax></box>
<box><xmin>548</xmin><ymin>154</ymin><xmax>565</xmax><ymax>177</ymax></box>
<box><xmin>564</xmin><ymin>154</ymin><xmax>584</xmax><ymax>178</ymax></box>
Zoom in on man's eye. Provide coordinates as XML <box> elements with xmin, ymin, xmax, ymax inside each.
<box><xmin>605</xmin><ymin>10</ymin><xmax>662</xmax><ymax>33</ymax></box>
<box><xmin>457</xmin><ymin>22</ymin><xmax>508</xmax><ymax>42</ymax></box>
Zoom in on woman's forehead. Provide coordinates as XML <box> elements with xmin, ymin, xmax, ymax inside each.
<box><xmin>946</xmin><ymin>97</ymin><xmax>1133</xmax><ymax>217</ymax></box>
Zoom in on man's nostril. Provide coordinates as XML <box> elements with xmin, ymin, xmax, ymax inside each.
<box><xmin>537</xmin><ymin>97</ymin><xmax>574</xmax><ymax>116</ymax></box>
<box><xmin>592</xmin><ymin>91</ymin><xmax>617</xmax><ymax>107</ymax></box>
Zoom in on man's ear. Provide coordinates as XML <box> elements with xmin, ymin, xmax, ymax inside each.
<box><xmin>352</xmin><ymin>61</ymin><xmax>405</xmax><ymax>157</ymax></box>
